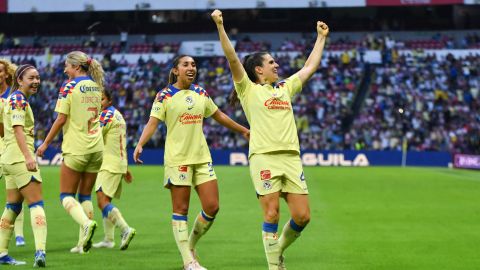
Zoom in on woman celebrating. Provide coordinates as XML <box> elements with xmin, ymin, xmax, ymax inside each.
<box><xmin>37</xmin><ymin>51</ymin><xmax>105</xmax><ymax>253</ymax></box>
<box><xmin>92</xmin><ymin>89</ymin><xmax>136</xmax><ymax>251</ymax></box>
<box><xmin>0</xmin><ymin>64</ymin><xmax>47</xmax><ymax>267</ymax></box>
<box><xmin>134</xmin><ymin>55</ymin><xmax>249</xmax><ymax>270</ymax></box>
<box><xmin>212</xmin><ymin>9</ymin><xmax>329</xmax><ymax>270</ymax></box>
<box><xmin>0</xmin><ymin>59</ymin><xmax>27</xmax><ymax>248</ymax></box>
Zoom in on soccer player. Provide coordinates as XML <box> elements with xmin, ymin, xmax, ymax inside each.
<box><xmin>0</xmin><ymin>64</ymin><xmax>47</xmax><ymax>267</ymax></box>
<box><xmin>37</xmin><ymin>51</ymin><xmax>105</xmax><ymax>253</ymax></box>
<box><xmin>0</xmin><ymin>59</ymin><xmax>26</xmax><ymax>248</ymax></box>
<box><xmin>92</xmin><ymin>89</ymin><xmax>136</xmax><ymax>250</ymax></box>
<box><xmin>133</xmin><ymin>55</ymin><xmax>249</xmax><ymax>270</ymax></box>
<box><xmin>212</xmin><ymin>9</ymin><xmax>329</xmax><ymax>269</ymax></box>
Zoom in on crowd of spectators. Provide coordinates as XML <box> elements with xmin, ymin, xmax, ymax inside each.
<box><xmin>6</xmin><ymin>37</ymin><xmax>479</xmax><ymax>154</ymax></box>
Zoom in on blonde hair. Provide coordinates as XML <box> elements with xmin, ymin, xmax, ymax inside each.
<box><xmin>0</xmin><ymin>58</ymin><xmax>18</xmax><ymax>87</ymax></box>
<box><xmin>66</xmin><ymin>51</ymin><xmax>105</xmax><ymax>90</ymax></box>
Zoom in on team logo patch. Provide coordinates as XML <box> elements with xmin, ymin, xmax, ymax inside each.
<box><xmin>185</xmin><ymin>96</ymin><xmax>195</xmax><ymax>110</ymax></box>
<box><xmin>178</xmin><ymin>166</ymin><xmax>188</xmax><ymax>172</ymax></box>
<box><xmin>260</xmin><ymin>170</ymin><xmax>271</xmax><ymax>180</ymax></box>
<box><xmin>263</xmin><ymin>181</ymin><xmax>272</xmax><ymax>190</ymax></box>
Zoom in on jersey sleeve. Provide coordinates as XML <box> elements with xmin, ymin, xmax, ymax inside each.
<box><xmin>99</xmin><ymin>109</ymin><xmax>114</xmax><ymax>136</ymax></box>
<box><xmin>282</xmin><ymin>74</ymin><xmax>303</xmax><ymax>97</ymax></box>
<box><xmin>150</xmin><ymin>91</ymin><xmax>167</xmax><ymax>121</ymax></box>
<box><xmin>204</xmin><ymin>94</ymin><xmax>218</xmax><ymax>118</ymax></box>
<box><xmin>55</xmin><ymin>80</ymin><xmax>76</xmax><ymax>115</ymax></box>
<box><xmin>9</xmin><ymin>94</ymin><xmax>28</xmax><ymax>127</ymax></box>
<box><xmin>233</xmin><ymin>71</ymin><xmax>254</xmax><ymax>101</ymax></box>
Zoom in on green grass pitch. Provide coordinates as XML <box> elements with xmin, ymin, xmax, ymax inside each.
<box><xmin>1</xmin><ymin>166</ymin><xmax>479</xmax><ymax>269</ymax></box>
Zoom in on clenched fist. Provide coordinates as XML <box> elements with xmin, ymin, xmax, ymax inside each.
<box><xmin>317</xmin><ymin>21</ymin><xmax>329</xmax><ymax>37</ymax></box>
<box><xmin>211</xmin><ymin>9</ymin><xmax>223</xmax><ymax>25</ymax></box>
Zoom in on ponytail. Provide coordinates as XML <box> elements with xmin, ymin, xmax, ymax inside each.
<box><xmin>66</xmin><ymin>51</ymin><xmax>105</xmax><ymax>90</ymax></box>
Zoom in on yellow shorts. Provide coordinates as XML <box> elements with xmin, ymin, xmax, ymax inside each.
<box><xmin>249</xmin><ymin>151</ymin><xmax>308</xmax><ymax>196</ymax></box>
<box><xmin>63</xmin><ymin>151</ymin><xmax>103</xmax><ymax>173</ymax></box>
<box><xmin>95</xmin><ymin>170</ymin><xmax>123</xmax><ymax>199</ymax></box>
<box><xmin>164</xmin><ymin>162</ymin><xmax>216</xmax><ymax>188</ymax></box>
<box><xmin>3</xmin><ymin>162</ymin><xmax>42</xmax><ymax>189</ymax></box>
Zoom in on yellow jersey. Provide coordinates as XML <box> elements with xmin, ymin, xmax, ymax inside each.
<box><xmin>150</xmin><ymin>84</ymin><xmax>218</xmax><ymax>167</ymax></box>
<box><xmin>55</xmin><ymin>76</ymin><xmax>103</xmax><ymax>155</ymax></box>
<box><xmin>99</xmin><ymin>106</ymin><xmax>127</xmax><ymax>173</ymax></box>
<box><xmin>1</xmin><ymin>91</ymin><xmax>35</xmax><ymax>164</ymax></box>
<box><xmin>234</xmin><ymin>72</ymin><xmax>302</xmax><ymax>157</ymax></box>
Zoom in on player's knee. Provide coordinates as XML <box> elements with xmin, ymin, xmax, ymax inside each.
<box><xmin>204</xmin><ymin>203</ymin><xmax>219</xmax><ymax>217</ymax></box>
<box><xmin>173</xmin><ymin>204</ymin><xmax>189</xmax><ymax>215</ymax></box>
<box><xmin>264</xmin><ymin>208</ymin><xmax>280</xmax><ymax>223</ymax></box>
<box><xmin>295</xmin><ymin>211</ymin><xmax>310</xmax><ymax>226</ymax></box>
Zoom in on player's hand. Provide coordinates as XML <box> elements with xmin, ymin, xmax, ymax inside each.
<box><xmin>317</xmin><ymin>21</ymin><xmax>329</xmax><ymax>37</ymax></box>
<box><xmin>242</xmin><ymin>130</ymin><xmax>250</xmax><ymax>141</ymax></box>
<box><xmin>211</xmin><ymin>9</ymin><xmax>223</xmax><ymax>25</ymax></box>
<box><xmin>25</xmin><ymin>155</ymin><xmax>37</xmax><ymax>172</ymax></box>
<box><xmin>124</xmin><ymin>170</ymin><xmax>133</xmax><ymax>183</ymax></box>
<box><xmin>36</xmin><ymin>143</ymin><xmax>47</xmax><ymax>157</ymax></box>
<box><xmin>133</xmin><ymin>145</ymin><xmax>143</xmax><ymax>164</ymax></box>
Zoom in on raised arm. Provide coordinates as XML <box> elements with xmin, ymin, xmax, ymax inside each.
<box><xmin>211</xmin><ymin>109</ymin><xmax>250</xmax><ymax>141</ymax></box>
<box><xmin>211</xmin><ymin>9</ymin><xmax>246</xmax><ymax>83</ymax></box>
<box><xmin>295</xmin><ymin>21</ymin><xmax>329</xmax><ymax>86</ymax></box>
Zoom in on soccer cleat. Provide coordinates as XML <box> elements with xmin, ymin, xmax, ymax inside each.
<box><xmin>278</xmin><ymin>255</ymin><xmax>287</xmax><ymax>270</ymax></box>
<box><xmin>93</xmin><ymin>240</ymin><xmax>115</xmax><ymax>249</ymax></box>
<box><xmin>33</xmin><ymin>250</ymin><xmax>46</xmax><ymax>268</ymax></box>
<box><xmin>0</xmin><ymin>253</ymin><xmax>27</xmax><ymax>265</ymax></box>
<box><xmin>120</xmin><ymin>227</ymin><xmax>136</xmax><ymax>250</ymax></box>
<box><xmin>184</xmin><ymin>260</ymin><xmax>207</xmax><ymax>270</ymax></box>
<box><xmin>82</xmin><ymin>220</ymin><xmax>98</xmax><ymax>252</ymax></box>
<box><xmin>15</xmin><ymin>236</ymin><xmax>25</xmax><ymax>246</ymax></box>
<box><xmin>70</xmin><ymin>245</ymin><xmax>84</xmax><ymax>254</ymax></box>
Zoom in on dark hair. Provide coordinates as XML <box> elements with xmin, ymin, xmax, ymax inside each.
<box><xmin>11</xmin><ymin>64</ymin><xmax>36</xmax><ymax>93</ymax></box>
<box><xmin>103</xmin><ymin>88</ymin><xmax>113</xmax><ymax>102</ymax></box>
<box><xmin>229</xmin><ymin>52</ymin><xmax>268</xmax><ymax>106</ymax></box>
<box><xmin>168</xmin><ymin>54</ymin><xmax>193</xmax><ymax>85</ymax></box>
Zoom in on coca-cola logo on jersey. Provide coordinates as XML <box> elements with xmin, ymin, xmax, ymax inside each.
<box><xmin>179</xmin><ymin>112</ymin><xmax>203</xmax><ymax>125</ymax></box>
<box><xmin>264</xmin><ymin>97</ymin><xmax>291</xmax><ymax>110</ymax></box>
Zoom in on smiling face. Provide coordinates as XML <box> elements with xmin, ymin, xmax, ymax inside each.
<box><xmin>18</xmin><ymin>68</ymin><xmax>40</xmax><ymax>96</ymax></box>
<box><xmin>64</xmin><ymin>61</ymin><xmax>78</xmax><ymax>80</ymax></box>
<box><xmin>173</xmin><ymin>56</ymin><xmax>197</xmax><ymax>85</ymax></box>
<box><xmin>255</xmin><ymin>54</ymin><xmax>279</xmax><ymax>84</ymax></box>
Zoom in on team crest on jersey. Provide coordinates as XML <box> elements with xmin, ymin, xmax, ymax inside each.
<box><xmin>263</xmin><ymin>181</ymin><xmax>272</xmax><ymax>190</ymax></box>
<box><xmin>178</xmin><ymin>166</ymin><xmax>188</xmax><ymax>172</ymax></box>
<box><xmin>185</xmin><ymin>96</ymin><xmax>195</xmax><ymax>110</ymax></box>
<box><xmin>9</xmin><ymin>93</ymin><xmax>28</xmax><ymax>111</ymax></box>
<box><xmin>260</xmin><ymin>170</ymin><xmax>271</xmax><ymax>180</ymax></box>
